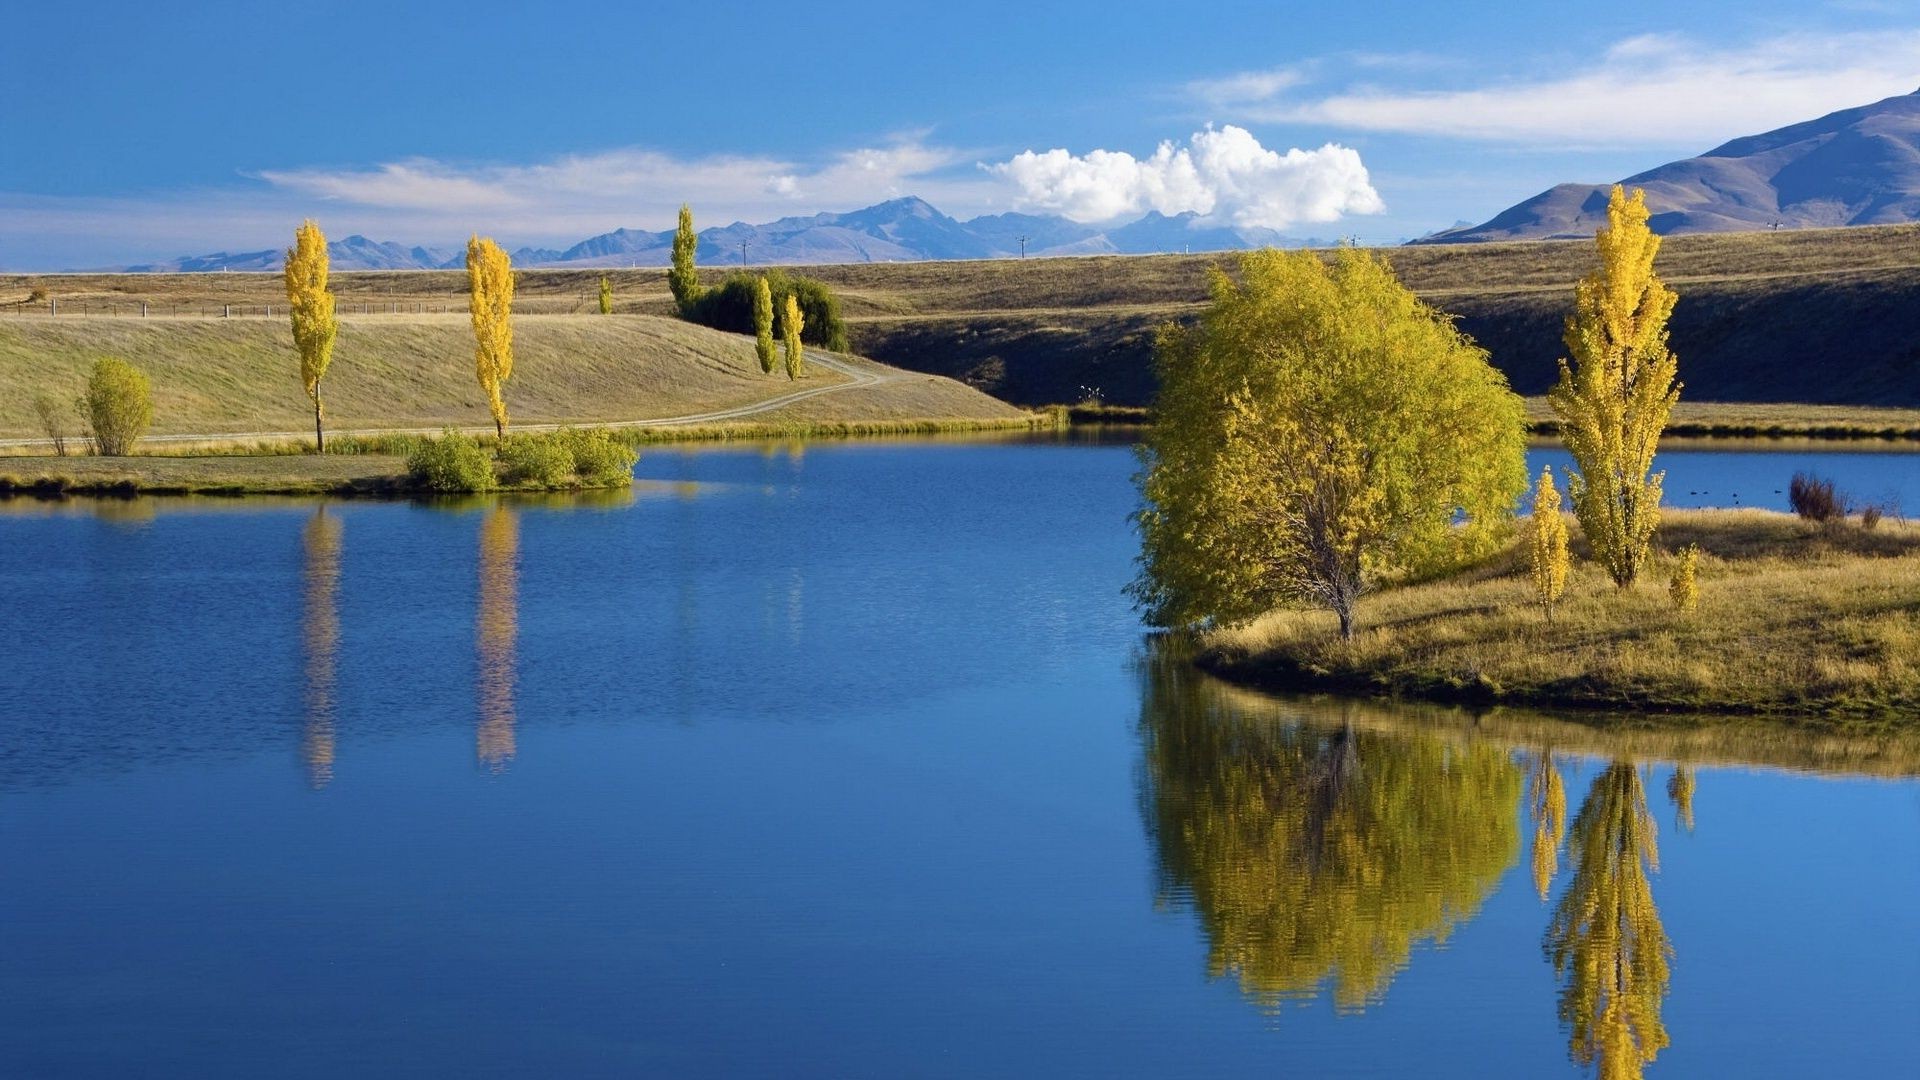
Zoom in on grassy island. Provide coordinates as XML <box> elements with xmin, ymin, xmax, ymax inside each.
<box><xmin>1197</xmin><ymin>509</ymin><xmax>1920</xmax><ymax>722</ymax></box>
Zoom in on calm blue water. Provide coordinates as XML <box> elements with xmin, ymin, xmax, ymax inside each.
<box><xmin>2</xmin><ymin>439</ymin><xmax>1917</xmax><ymax>1078</ymax></box>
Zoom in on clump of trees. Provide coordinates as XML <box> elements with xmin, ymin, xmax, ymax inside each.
<box><xmin>667</xmin><ymin>205</ymin><xmax>850</xmax><ymax>356</ymax></box>
<box><xmin>1132</xmin><ymin>248</ymin><xmax>1527</xmax><ymax>639</ymax></box>
<box><xmin>78</xmin><ymin>357</ymin><xmax>153</xmax><ymax>456</ymax></box>
<box><xmin>1549</xmin><ymin>186</ymin><xmax>1680</xmax><ymax>589</ymax></box>
<box><xmin>782</xmin><ymin>294</ymin><xmax>806</xmax><ymax>379</ymax></box>
<box><xmin>466</xmin><ymin>236</ymin><xmax>516</xmax><ymax>441</ymax></box>
<box><xmin>685</xmin><ymin>269</ymin><xmax>850</xmax><ymax>354</ymax></box>
<box><xmin>284</xmin><ymin>219</ymin><xmax>339</xmax><ymax>452</ymax></box>
<box><xmin>753</xmin><ymin>276</ymin><xmax>777</xmax><ymax>373</ymax></box>
<box><xmin>406</xmin><ymin>428</ymin><xmax>637</xmax><ymax>493</ymax></box>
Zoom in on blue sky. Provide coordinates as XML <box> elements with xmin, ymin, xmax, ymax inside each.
<box><xmin>4</xmin><ymin>0</ymin><xmax>1920</xmax><ymax>267</ymax></box>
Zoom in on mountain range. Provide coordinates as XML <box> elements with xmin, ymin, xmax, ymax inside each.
<box><xmin>1422</xmin><ymin>89</ymin><xmax>1920</xmax><ymax>243</ymax></box>
<box><xmin>121</xmin><ymin>197</ymin><xmax>1316</xmax><ymax>273</ymax></box>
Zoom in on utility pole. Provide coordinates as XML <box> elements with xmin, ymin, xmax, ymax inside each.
<box><xmin>1016</xmin><ymin>234</ymin><xmax>1030</xmax><ymax>259</ymax></box>
<box><xmin>740</xmin><ymin>240</ymin><xmax>749</xmax><ymax>266</ymax></box>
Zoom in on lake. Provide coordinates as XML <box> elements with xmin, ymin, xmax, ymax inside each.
<box><xmin>3</xmin><ymin>437</ymin><xmax>1917</xmax><ymax>1078</ymax></box>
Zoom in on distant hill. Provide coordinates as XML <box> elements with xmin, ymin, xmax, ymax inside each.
<box><xmin>116</xmin><ymin>196</ymin><xmax>1320</xmax><ymax>272</ymax></box>
<box><xmin>1421</xmin><ymin>90</ymin><xmax>1920</xmax><ymax>243</ymax></box>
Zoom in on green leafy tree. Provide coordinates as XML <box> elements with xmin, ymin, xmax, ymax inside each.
<box><xmin>669</xmin><ymin>203</ymin><xmax>702</xmax><ymax>315</ymax></box>
<box><xmin>1132</xmin><ymin>248</ymin><xmax>1527</xmax><ymax>639</ymax></box>
<box><xmin>1549</xmin><ymin>186</ymin><xmax>1681</xmax><ymax>588</ymax></box>
<box><xmin>77</xmin><ymin>356</ymin><xmax>153</xmax><ymax>456</ymax></box>
<box><xmin>284</xmin><ymin>219</ymin><xmax>339</xmax><ymax>452</ymax></box>
<box><xmin>598</xmin><ymin>275</ymin><xmax>613</xmax><ymax>315</ymax></box>
<box><xmin>753</xmin><ymin>275</ymin><xmax>777</xmax><ymax>373</ymax></box>
<box><xmin>783</xmin><ymin>293</ymin><xmax>806</xmax><ymax>379</ymax></box>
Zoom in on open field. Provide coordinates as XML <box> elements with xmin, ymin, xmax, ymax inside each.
<box><xmin>10</xmin><ymin>223</ymin><xmax>1920</xmax><ymax>411</ymax></box>
<box><xmin>0</xmin><ymin>313</ymin><xmax>1033</xmax><ymax>446</ymax></box>
<box><xmin>1196</xmin><ymin>508</ymin><xmax>1920</xmax><ymax>722</ymax></box>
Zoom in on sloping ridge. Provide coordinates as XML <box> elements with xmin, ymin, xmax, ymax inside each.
<box><xmin>1421</xmin><ymin>90</ymin><xmax>1920</xmax><ymax>243</ymax></box>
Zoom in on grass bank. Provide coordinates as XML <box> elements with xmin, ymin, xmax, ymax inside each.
<box><xmin>1197</xmin><ymin>509</ymin><xmax>1920</xmax><ymax>722</ymax></box>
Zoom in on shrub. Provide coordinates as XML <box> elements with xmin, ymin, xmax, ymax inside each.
<box><xmin>685</xmin><ymin>269</ymin><xmax>849</xmax><ymax>352</ymax></box>
<box><xmin>1669</xmin><ymin>544</ymin><xmax>1699</xmax><ymax>613</ymax></box>
<box><xmin>407</xmin><ymin>430</ymin><xmax>496</xmax><ymax>492</ymax></box>
<box><xmin>500</xmin><ymin>432</ymin><xmax>577</xmax><ymax>487</ymax></box>
<box><xmin>561</xmin><ymin>427</ymin><xmax>638</xmax><ymax>486</ymax></box>
<box><xmin>1861</xmin><ymin>505</ymin><xmax>1884</xmax><ymax>530</ymax></box>
<box><xmin>31</xmin><ymin>394</ymin><xmax>70</xmax><ymax>456</ymax></box>
<box><xmin>28</xmin><ymin>285</ymin><xmax>48</xmax><ymax>305</ymax></box>
<box><xmin>77</xmin><ymin>357</ymin><xmax>153</xmax><ymax>456</ymax></box>
<box><xmin>1788</xmin><ymin>471</ymin><xmax>1845</xmax><ymax>522</ymax></box>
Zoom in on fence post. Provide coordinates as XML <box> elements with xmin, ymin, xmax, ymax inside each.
<box><xmin>224</xmin><ymin>304</ymin><xmax>230</xmax><ymax>318</ymax></box>
<box><xmin>49</xmin><ymin>298</ymin><xmax>56</xmax><ymax>316</ymax></box>
<box><xmin>142</xmin><ymin>302</ymin><xmax>149</xmax><ymax>318</ymax></box>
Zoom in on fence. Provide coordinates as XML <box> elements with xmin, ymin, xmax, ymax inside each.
<box><xmin>0</xmin><ymin>296</ymin><xmax>623</xmax><ymax>318</ymax></box>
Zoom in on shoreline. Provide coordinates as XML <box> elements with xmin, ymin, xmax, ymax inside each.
<box><xmin>1191</xmin><ymin>508</ymin><xmax>1920</xmax><ymax>725</ymax></box>
<box><xmin>0</xmin><ymin>414</ymin><xmax>1055</xmax><ymax>499</ymax></box>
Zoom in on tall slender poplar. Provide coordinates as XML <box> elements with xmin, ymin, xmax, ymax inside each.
<box><xmin>466</xmin><ymin>236</ymin><xmax>515</xmax><ymax>441</ymax></box>
<box><xmin>782</xmin><ymin>293</ymin><xmax>806</xmax><ymax>380</ymax></box>
<box><xmin>753</xmin><ymin>276</ymin><xmax>776</xmax><ymax>373</ymax></box>
<box><xmin>284</xmin><ymin>220</ymin><xmax>339</xmax><ymax>452</ymax></box>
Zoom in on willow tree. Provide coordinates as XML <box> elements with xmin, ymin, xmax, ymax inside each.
<box><xmin>1133</xmin><ymin>248</ymin><xmax>1527</xmax><ymax>639</ymax></box>
<box><xmin>284</xmin><ymin>220</ymin><xmax>339</xmax><ymax>452</ymax></box>
<box><xmin>466</xmin><ymin>236</ymin><xmax>515</xmax><ymax>441</ymax></box>
<box><xmin>669</xmin><ymin>203</ymin><xmax>701</xmax><ymax>315</ymax></box>
<box><xmin>753</xmin><ymin>275</ymin><xmax>777</xmax><ymax>373</ymax></box>
<box><xmin>1545</xmin><ymin>761</ymin><xmax>1672</xmax><ymax>1080</ymax></box>
<box><xmin>1549</xmin><ymin>186</ymin><xmax>1681</xmax><ymax>588</ymax></box>
<box><xmin>782</xmin><ymin>293</ymin><xmax>806</xmax><ymax>379</ymax></box>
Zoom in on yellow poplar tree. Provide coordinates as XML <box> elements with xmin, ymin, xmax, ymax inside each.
<box><xmin>466</xmin><ymin>235</ymin><xmax>516</xmax><ymax>441</ymax></box>
<box><xmin>1549</xmin><ymin>186</ymin><xmax>1681</xmax><ymax>588</ymax></box>
<box><xmin>1668</xmin><ymin>544</ymin><xmax>1699</xmax><ymax>612</ymax></box>
<box><xmin>753</xmin><ymin>275</ymin><xmax>777</xmax><ymax>373</ymax></box>
<box><xmin>284</xmin><ymin>220</ymin><xmax>339</xmax><ymax>452</ymax></box>
<box><xmin>1529</xmin><ymin>466</ymin><xmax>1571</xmax><ymax>617</ymax></box>
<box><xmin>598</xmin><ymin>275</ymin><xmax>613</xmax><ymax>314</ymax></box>
<box><xmin>669</xmin><ymin>203</ymin><xmax>702</xmax><ymax>315</ymax></box>
<box><xmin>782</xmin><ymin>293</ymin><xmax>806</xmax><ymax>379</ymax></box>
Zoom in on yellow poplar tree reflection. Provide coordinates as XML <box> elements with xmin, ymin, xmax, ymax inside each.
<box><xmin>1141</xmin><ymin>663</ymin><xmax>1522</xmax><ymax>1011</ymax></box>
<box><xmin>1667</xmin><ymin>766</ymin><xmax>1696</xmax><ymax>832</ymax></box>
<box><xmin>1545</xmin><ymin>762</ymin><xmax>1673</xmax><ymax>1079</ymax></box>
<box><xmin>301</xmin><ymin>507</ymin><xmax>342</xmax><ymax>789</ymax></box>
<box><xmin>1529</xmin><ymin>750</ymin><xmax>1568</xmax><ymax>901</ymax></box>
<box><xmin>476</xmin><ymin>507</ymin><xmax>519</xmax><ymax>771</ymax></box>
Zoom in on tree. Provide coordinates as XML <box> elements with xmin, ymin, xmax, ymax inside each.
<box><xmin>284</xmin><ymin>219</ymin><xmax>339</xmax><ymax>452</ymax></box>
<box><xmin>466</xmin><ymin>236</ymin><xmax>516</xmax><ymax>441</ymax></box>
<box><xmin>31</xmin><ymin>393</ymin><xmax>69</xmax><ymax>456</ymax></box>
<box><xmin>1132</xmin><ymin>248</ymin><xmax>1527</xmax><ymax>639</ymax></box>
<box><xmin>783</xmin><ymin>293</ymin><xmax>806</xmax><ymax>379</ymax></box>
<box><xmin>77</xmin><ymin>356</ymin><xmax>152</xmax><ymax>455</ymax></box>
<box><xmin>1530</xmin><ymin>466</ymin><xmax>1571</xmax><ymax>618</ymax></box>
<box><xmin>1668</xmin><ymin>544</ymin><xmax>1699</xmax><ymax>613</ymax></box>
<box><xmin>669</xmin><ymin>203</ymin><xmax>702</xmax><ymax>315</ymax></box>
<box><xmin>753</xmin><ymin>275</ymin><xmax>777</xmax><ymax>373</ymax></box>
<box><xmin>1549</xmin><ymin>186</ymin><xmax>1681</xmax><ymax>588</ymax></box>
<box><xmin>1545</xmin><ymin>762</ymin><xmax>1672</xmax><ymax>1080</ymax></box>
<box><xmin>598</xmin><ymin>275</ymin><xmax>613</xmax><ymax>315</ymax></box>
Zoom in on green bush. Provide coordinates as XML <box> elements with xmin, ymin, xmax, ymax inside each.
<box><xmin>500</xmin><ymin>432</ymin><xmax>577</xmax><ymax>487</ymax></box>
<box><xmin>685</xmin><ymin>270</ymin><xmax>849</xmax><ymax>352</ymax></box>
<box><xmin>77</xmin><ymin>357</ymin><xmax>153</xmax><ymax>456</ymax></box>
<box><xmin>406</xmin><ymin>430</ymin><xmax>496</xmax><ymax>492</ymax></box>
<box><xmin>561</xmin><ymin>427</ymin><xmax>638</xmax><ymax>486</ymax></box>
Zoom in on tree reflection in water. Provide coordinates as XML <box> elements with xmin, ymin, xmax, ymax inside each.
<box><xmin>300</xmin><ymin>506</ymin><xmax>341</xmax><ymax>789</ymax></box>
<box><xmin>1529</xmin><ymin>750</ymin><xmax>1568</xmax><ymax>901</ymax></box>
<box><xmin>1545</xmin><ymin>762</ymin><xmax>1672</xmax><ymax>1080</ymax></box>
<box><xmin>1139</xmin><ymin>660</ymin><xmax>1522</xmax><ymax>1012</ymax></box>
<box><xmin>476</xmin><ymin>506</ymin><xmax>519</xmax><ymax>772</ymax></box>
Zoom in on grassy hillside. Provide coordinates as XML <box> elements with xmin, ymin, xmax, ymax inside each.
<box><xmin>9</xmin><ymin>221</ymin><xmax>1920</xmax><ymax>408</ymax></box>
<box><xmin>0</xmin><ymin>313</ymin><xmax>1028</xmax><ymax>442</ymax></box>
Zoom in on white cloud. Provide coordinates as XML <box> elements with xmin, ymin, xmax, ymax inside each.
<box><xmin>1205</xmin><ymin>30</ymin><xmax>1920</xmax><ymax>147</ymax></box>
<box><xmin>986</xmin><ymin>125</ymin><xmax>1384</xmax><ymax>229</ymax></box>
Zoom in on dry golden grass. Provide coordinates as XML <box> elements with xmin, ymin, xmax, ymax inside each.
<box><xmin>1201</xmin><ymin>509</ymin><xmax>1920</xmax><ymax>720</ymax></box>
<box><xmin>0</xmin><ymin>313</ymin><xmax>1030</xmax><ymax>444</ymax></box>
